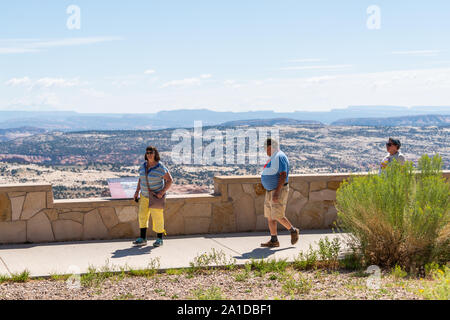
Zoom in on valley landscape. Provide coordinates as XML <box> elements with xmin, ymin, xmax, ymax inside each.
<box><xmin>0</xmin><ymin>117</ymin><xmax>448</xmax><ymax>199</ymax></box>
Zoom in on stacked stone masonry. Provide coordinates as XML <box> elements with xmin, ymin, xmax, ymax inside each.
<box><xmin>1</xmin><ymin>172</ymin><xmax>449</xmax><ymax>244</ymax></box>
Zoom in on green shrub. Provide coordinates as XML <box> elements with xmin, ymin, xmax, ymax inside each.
<box><xmin>336</xmin><ymin>154</ymin><xmax>449</xmax><ymax>272</ymax></box>
<box><xmin>390</xmin><ymin>265</ymin><xmax>408</xmax><ymax>279</ymax></box>
<box><xmin>340</xmin><ymin>251</ymin><xmax>364</xmax><ymax>270</ymax></box>
<box><xmin>293</xmin><ymin>245</ymin><xmax>318</xmax><ymax>270</ymax></box>
<box><xmin>234</xmin><ymin>271</ymin><xmax>250</xmax><ymax>282</ymax></box>
<box><xmin>419</xmin><ymin>266</ymin><xmax>450</xmax><ymax>300</ymax></box>
<box><xmin>0</xmin><ymin>274</ymin><xmax>10</xmax><ymax>283</ymax></box>
<box><xmin>189</xmin><ymin>249</ymin><xmax>236</xmax><ymax>273</ymax></box>
<box><xmin>80</xmin><ymin>266</ymin><xmax>105</xmax><ymax>287</ymax></box>
<box><xmin>166</xmin><ymin>268</ymin><xmax>185</xmax><ymax>276</ymax></box>
<box><xmin>10</xmin><ymin>270</ymin><xmax>30</xmax><ymax>283</ymax></box>
<box><xmin>282</xmin><ymin>274</ymin><xmax>312</xmax><ymax>296</ymax></box>
<box><xmin>424</xmin><ymin>262</ymin><xmax>442</xmax><ymax>278</ymax></box>
<box><xmin>317</xmin><ymin>237</ymin><xmax>342</xmax><ymax>269</ymax></box>
<box><xmin>246</xmin><ymin>258</ymin><xmax>288</xmax><ymax>277</ymax></box>
<box><xmin>191</xmin><ymin>286</ymin><xmax>224</xmax><ymax>300</ymax></box>
<box><xmin>127</xmin><ymin>258</ymin><xmax>160</xmax><ymax>278</ymax></box>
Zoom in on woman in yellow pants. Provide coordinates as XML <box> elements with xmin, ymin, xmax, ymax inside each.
<box><xmin>133</xmin><ymin>146</ymin><xmax>173</xmax><ymax>247</ymax></box>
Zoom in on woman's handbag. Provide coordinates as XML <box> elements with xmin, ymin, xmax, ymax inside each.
<box><xmin>144</xmin><ymin>165</ymin><xmax>166</xmax><ymax>209</ymax></box>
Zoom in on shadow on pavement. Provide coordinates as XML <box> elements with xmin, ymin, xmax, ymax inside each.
<box><xmin>234</xmin><ymin>247</ymin><xmax>295</xmax><ymax>260</ymax></box>
<box><xmin>111</xmin><ymin>245</ymin><xmax>155</xmax><ymax>258</ymax></box>
<box><xmin>204</xmin><ymin>229</ymin><xmax>337</xmax><ymax>239</ymax></box>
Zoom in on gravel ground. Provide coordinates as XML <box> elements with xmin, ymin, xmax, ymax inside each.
<box><xmin>0</xmin><ymin>268</ymin><xmax>429</xmax><ymax>300</ymax></box>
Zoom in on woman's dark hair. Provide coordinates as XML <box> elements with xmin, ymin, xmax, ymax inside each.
<box><xmin>388</xmin><ymin>138</ymin><xmax>401</xmax><ymax>149</ymax></box>
<box><xmin>145</xmin><ymin>146</ymin><xmax>161</xmax><ymax>162</ymax></box>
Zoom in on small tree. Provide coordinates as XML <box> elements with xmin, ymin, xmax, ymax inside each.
<box><xmin>336</xmin><ymin>154</ymin><xmax>449</xmax><ymax>272</ymax></box>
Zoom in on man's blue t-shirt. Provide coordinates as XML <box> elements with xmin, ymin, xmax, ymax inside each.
<box><xmin>261</xmin><ymin>150</ymin><xmax>289</xmax><ymax>191</ymax></box>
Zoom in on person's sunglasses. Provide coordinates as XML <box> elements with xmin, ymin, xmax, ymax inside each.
<box><xmin>146</xmin><ymin>150</ymin><xmax>154</xmax><ymax>154</ymax></box>
<box><xmin>386</xmin><ymin>143</ymin><xmax>393</xmax><ymax>147</ymax></box>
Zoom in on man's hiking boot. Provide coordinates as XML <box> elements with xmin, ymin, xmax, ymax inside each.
<box><xmin>290</xmin><ymin>228</ymin><xmax>300</xmax><ymax>245</ymax></box>
<box><xmin>260</xmin><ymin>240</ymin><xmax>280</xmax><ymax>248</ymax></box>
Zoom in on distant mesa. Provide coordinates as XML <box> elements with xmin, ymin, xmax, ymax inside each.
<box><xmin>0</xmin><ymin>106</ymin><xmax>449</xmax><ymax>131</ymax></box>
<box><xmin>218</xmin><ymin>118</ymin><xmax>323</xmax><ymax>127</ymax></box>
<box><xmin>332</xmin><ymin>114</ymin><xmax>450</xmax><ymax>126</ymax></box>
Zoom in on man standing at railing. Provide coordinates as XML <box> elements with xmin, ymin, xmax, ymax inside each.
<box><xmin>379</xmin><ymin>138</ymin><xmax>406</xmax><ymax>174</ymax></box>
<box><xmin>260</xmin><ymin>138</ymin><xmax>299</xmax><ymax>247</ymax></box>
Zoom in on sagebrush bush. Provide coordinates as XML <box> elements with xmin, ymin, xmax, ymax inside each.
<box><xmin>336</xmin><ymin>154</ymin><xmax>449</xmax><ymax>272</ymax></box>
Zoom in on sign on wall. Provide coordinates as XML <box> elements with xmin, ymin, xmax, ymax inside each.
<box><xmin>107</xmin><ymin>177</ymin><xmax>138</xmax><ymax>199</ymax></box>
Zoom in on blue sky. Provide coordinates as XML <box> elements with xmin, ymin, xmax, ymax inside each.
<box><xmin>1</xmin><ymin>0</ymin><xmax>450</xmax><ymax>113</ymax></box>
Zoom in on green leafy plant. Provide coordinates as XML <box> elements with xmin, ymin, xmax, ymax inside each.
<box><xmin>340</xmin><ymin>251</ymin><xmax>364</xmax><ymax>270</ymax></box>
<box><xmin>190</xmin><ymin>286</ymin><xmax>224</xmax><ymax>300</ymax></box>
<box><xmin>189</xmin><ymin>249</ymin><xmax>236</xmax><ymax>274</ymax></box>
<box><xmin>234</xmin><ymin>270</ymin><xmax>250</xmax><ymax>282</ymax></box>
<box><xmin>246</xmin><ymin>258</ymin><xmax>288</xmax><ymax>277</ymax></box>
<box><xmin>293</xmin><ymin>245</ymin><xmax>318</xmax><ymax>270</ymax></box>
<box><xmin>390</xmin><ymin>265</ymin><xmax>408</xmax><ymax>279</ymax></box>
<box><xmin>336</xmin><ymin>154</ymin><xmax>450</xmax><ymax>272</ymax></box>
<box><xmin>166</xmin><ymin>268</ymin><xmax>185</xmax><ymax>276</ymax></box>
<box><xmin>418</xmin><ymin>266</ymin><xmax>450</xmax><ymax>300</ymax></box>
<box><xmin>50</xmin><ymin>273</ymin><xmax>70</xmax><ymax>281</ymax></box>
<box><xmin>317</xmin><ymin>237</ymin><xmax>342</xmax><ymax>269</ymax></box>
<box><xmin>0</xmin><ymin>274</ymin><xmax>10</xmax><ymax>284</ymax></box>
<box><xmin>81</xmin><ymin>266</ymin><xmax>107</xmax><ymax>288</ymax></box>
<box><xmin>282</xmin><ymin>274</ymin><xmax>312</xmax><ymax>296</ymax></box>
<box><xmin>9</xmin><ymin>270</ymin><xmax>30</xmax><ymax>283</ymax></box>
<box><xmin>128</xmin><ymin>258</ymin><xmax>160</xmax><ymax>278</ymax></box>
<box><xmin>424</xmin><ymin>262</ymin><xmax>442</xmax><ymax>278</ymax></box>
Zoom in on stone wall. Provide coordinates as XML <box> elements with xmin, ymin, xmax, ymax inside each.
<box><xmin>213</xmin><ymin>174</ymin><xmax>351</xmax><ymax>233</ymax></box>
<box><xmin>1</xmin><ymin>171</ymin><xmax>449</xmax><ymax>244</ymax></box>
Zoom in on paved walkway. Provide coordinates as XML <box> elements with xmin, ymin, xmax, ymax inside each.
<box><xmin>0</xmin><ymin>230</ymin><xmax>348</xmax><ymax>277</ymax></box>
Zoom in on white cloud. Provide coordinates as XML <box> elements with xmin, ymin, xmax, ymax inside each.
<box><xmin>427</xmin><ymin>60</ymin><xmax>450</xmax><ymax>65</ymax></box>
<box><xmin>280</xmin><ymin>64</ymin><xmax>353</xmax><ymax>71</ymax></box>
<box><xmin>144</xmin><ymin>69</ymin><xmax>156</xmax><ymax>74</ymax></box>
<box><xmin>5</xmin><ymin>92</ymin><xmax>63</xmax><ymax>111</ymax></box>
<box><xmin>5</xmin><ymin>77</ymin><xmax>81</xmax><ymax>89</ymax></box>
<box><xmin>161</xmin><ymin>74</ymin><xmax>212</xmax><ymax>88</ymax></box>
<box><xmin>34</xmin><ymin>77</ymin><xmax>80</xmax><ymax>88</ymax></box>
<box><xmin>391</xmin><ymin>50</ymin><xmax>440</xmax><ymax>57</ymax></box>
<box><xmin>0</xmin><ymin>48</ymin><xmax>39</xmax><ymax>54</ymax></box>
<box><xmin>6</xmin><ymin>67</ymin><xmax>450</xmax><ymax>114</ymax></box>
<box><xmin>107</xmin><ymin>74</ymin><xmax>159</xmax><ymax>87</ymax></box>
<box><xmin>32</xmin><ymin>37</ymin><xmax>122</xmax><ymax>48</ymax></box>
<box><xmin>223</xmin><ymin>80</ymin><xmax>243</xmax><ymax>88</ymax></box>
<box><xmin>305</xmin><ymin>76</ymin><xmax>337</xmax><ymax>84</ymax></box>
<box><xmin>81</xmin><ymin>88</ymin><xmax>107</xmax><ymax>98</ymax></box>
<box><xmin>133</xmin><ymin>67</ymin><xmax>450</xmax><ymax>112</ymax></box>
<box><xmin>0</xmin><ymin>37</ymin><xmax>122</xmax><ymax>54</ymax></box>
<box><xmin>5</xmin><ymin>77</ymin><xmax>32</xmax><ymax>86</ymax></box>
<box><xmin>161</xmin><ymin>78</ymin><xmax>201</xmax><ymax>88</ymax></box>
<box><xmin>287</xmin><ymin>58</ymin><xmax>325</xmax><ymax>63</ymax></box>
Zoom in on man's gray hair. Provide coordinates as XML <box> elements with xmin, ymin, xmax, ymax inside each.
<box><xmin>264</xmin><ymin>138</ymin><xmax>279</xmax><ymax>150</ymax></box>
